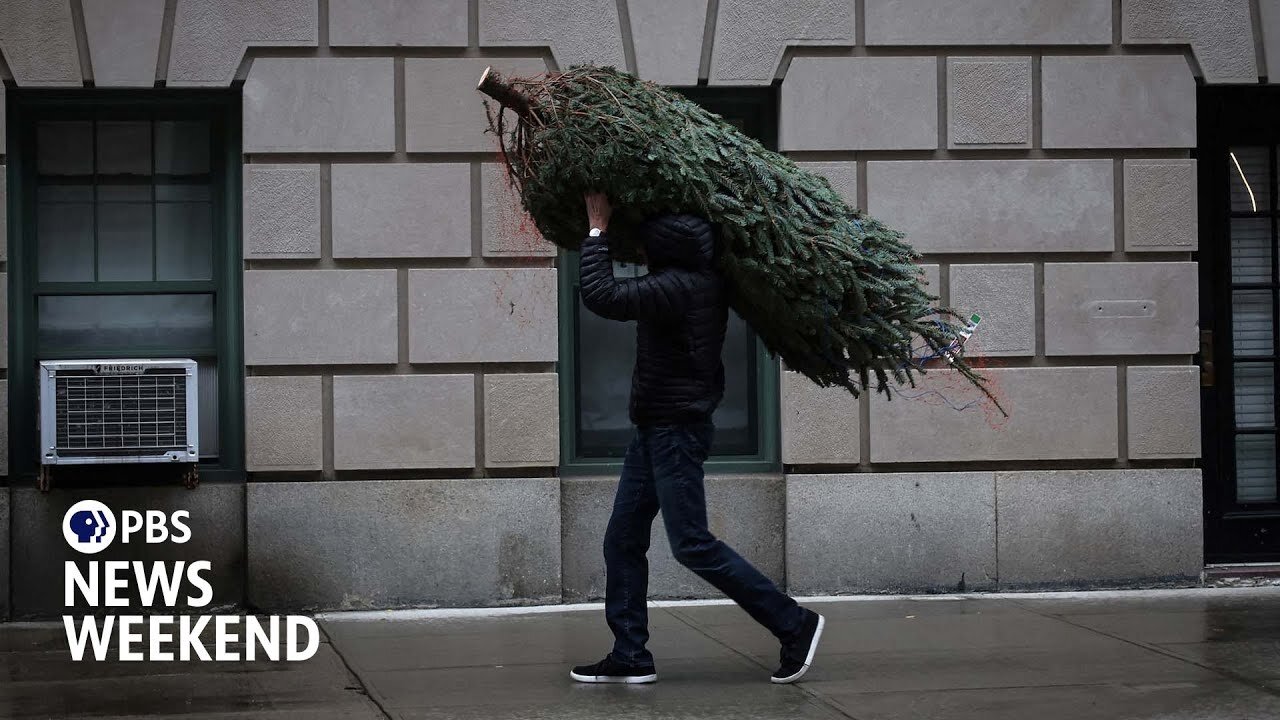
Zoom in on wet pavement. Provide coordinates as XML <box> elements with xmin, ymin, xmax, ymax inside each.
<box><xmin>0</xmin><ymin>619</ymin><xmax>385</xmax><ymax>719</ymax></box>
<box><xmin>2</xmin><ymin>587</ymin><xmax>1279</xmax><ymax>719</ymax></box>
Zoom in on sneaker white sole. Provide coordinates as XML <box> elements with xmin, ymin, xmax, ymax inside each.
<box><xmin>569</xmin><ymin>671</ymin><xmax>658</xmax><ymax>684</ymax></box>
<box><xmin>770</xmin><ymin>613</ymin><xmax>825</xmax><ymax>685</ymax></box>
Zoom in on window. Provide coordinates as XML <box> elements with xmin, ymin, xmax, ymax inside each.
<box><xmin>7</xmin><ymin>92</ymin><xmax>243</xmax><ymax>482</ymax></box>
<box><xmin>1225</xmin><ymin>145</ymin><xmax>1276</xmax><ymax>504</ymax></box>
<box><xmin>558</xmin><ymin>87</ymin><xmax>780</xmax><ymax>472</ymax></box>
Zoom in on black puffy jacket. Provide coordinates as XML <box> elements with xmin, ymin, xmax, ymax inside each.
<box><xmin>579</xmin><ymin>214</ymin><xmax>728</xmax><ymax>427</ymax></box>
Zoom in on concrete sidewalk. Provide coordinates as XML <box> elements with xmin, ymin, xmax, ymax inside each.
<box><xmin>3</xmin><ymin>588</ymin><xmax>1280</xmax><ymax>719</ymax></box>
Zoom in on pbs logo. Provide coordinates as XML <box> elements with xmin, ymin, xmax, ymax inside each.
<box><xmin>62</xmin><ymin>500</ymin><xmax>117</xmax><ymax>554</ymax></box>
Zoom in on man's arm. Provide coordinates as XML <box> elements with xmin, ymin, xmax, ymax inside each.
<box><xmin>578</xmin><ymin>231</ymin><xmax>693</xmax><ymax>322</ymax></box>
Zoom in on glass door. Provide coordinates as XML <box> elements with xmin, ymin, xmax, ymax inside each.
<box><xmin>1200</xmin><ymin>86</ymin><xmax>1280</xmax><ymax>561</ymax></box>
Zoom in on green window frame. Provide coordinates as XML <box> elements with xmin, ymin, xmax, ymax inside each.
<box><xmin>5</xmin><ymin>90</ymin><xmax>244</xmax><ymax>484</ymax></box>
<box><xmin>557</xmin><ymin>87</ymin><xmax>781</xmax><ymax>474</ymax></box>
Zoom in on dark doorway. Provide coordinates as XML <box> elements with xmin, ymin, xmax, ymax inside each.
<box><xmin>1199</xmin><ymin>85</ymin><xmax>1280</xmax><ymax>561</ymax></box>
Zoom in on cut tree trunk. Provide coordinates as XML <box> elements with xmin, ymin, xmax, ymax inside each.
<box><xmin>477</xmin><ymin>66</ymin><xmax>533</xmax><ymax>119</ymax></box>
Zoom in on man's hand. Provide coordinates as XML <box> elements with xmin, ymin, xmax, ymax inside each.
<box><xmin>585</xmin><ymin>191</ymin><xmax>612</xmax><ymax>232</ymax></box>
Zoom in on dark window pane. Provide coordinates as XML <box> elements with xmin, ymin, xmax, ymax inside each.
<box><xmin>37</xmin><ymin>121</ymin><xmax>92</xmax><ymax>176</ymax></box>
<box><xmin>155</xmin><ymin>121</ymin><xmax>210</xmax><ymax>175</ymax></box>
<box><xmin>97</xmin><ymin>203</ymin><xmax>154</xmax><ymax>281</ymax></box>
<box><xmin>156</xmin><ymin>182</ymin><xmax>211</xmax><ymax>202</ymax></box>
<box><xmin>98</xmin><ymin>184</ymin><xmax>151</xmax><ymax>202</ymax></box>
<box><xmin>38</xmin><ymin>294</ymin><xmax>215</xmax><ymax>351</ymax></box>
<box><xmin>156</xmin><ymin>202</ymin><xmax>213</xmax><ymax>281</ymax></box>
<box><xmin>1231</xmin><ymin>218</ymin><xmax>1272</xmax><ymax>285</ymax></box>
<box><xmin>576</xmin><ymin>298</ymin><xmax>635</xmax><ymax>455</ymax></box>
<box><xmin>96</xmin><ymin>121</ymin><xmax>151</xmax><ymax>177</ymax></box>
<box><xmin>1232</xmin><ymin>290</ymin><xmax>1274</xmax><ymax>356</ymax></box>
<box><xmin>38</xmin><ymin>185</ymin><xmax>93</xmax><ymax>203</ymax></box>
<box><xmin>713</xmin><ymin>312</ymin><xmax>756</xmax><ymax>454</ymax></box>
<box><xmin>37</xmin><ymin>201</ymin><xmax>94</xmax><ymax>282</ymax></box>
<box><xmin>1230</xmin><ymin>147</ymin><xmax>1270</xmax><ymax>212</ymax></box>
<box><xmin>1236</xmin><ymin>434</ymin><xmax>1277</xmax><ymax>503</ymax></box>
<box><xmin>1234</xmin><ymin>363</ymin><xmax>1274</xmax><ymax>428</ymax></box>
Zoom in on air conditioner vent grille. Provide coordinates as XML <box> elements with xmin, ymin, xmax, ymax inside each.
<box><xmin>55</xmin><ymin>371</ymin><xmax>189</xmax><ymax>457</ymax></box>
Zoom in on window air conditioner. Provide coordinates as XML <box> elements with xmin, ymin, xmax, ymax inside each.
<box><xmin>38</xmin><ymin>359</ymin><xmax>199</xmax><ymax>491</ymax></box>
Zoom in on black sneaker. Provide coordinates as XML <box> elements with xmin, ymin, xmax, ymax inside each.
<box><xmin>570</xmin><ymin>655</ymin><xmax>658</xmax><ymax>684</ymax></box>
<box><xmin>771</xmin><ymin>608</ymin><xmax>825</xmax><ymax>684</ymax></box>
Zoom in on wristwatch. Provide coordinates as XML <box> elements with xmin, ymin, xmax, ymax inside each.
<box><xmin>589</xmin><ymin>227</ymin><xmax>603</xmax><ymax>237</ymax></box>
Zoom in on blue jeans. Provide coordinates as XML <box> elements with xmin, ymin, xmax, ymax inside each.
<box><xmin>603</xmin><ymin>422</ymin><xmax>805</xmax><ymax>667</ymax></box>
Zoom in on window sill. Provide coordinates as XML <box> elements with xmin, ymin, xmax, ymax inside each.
<box><xmin>558</xmin><ymin>458</ymin><xmax>781</xmax><ymax>477</ymax></box>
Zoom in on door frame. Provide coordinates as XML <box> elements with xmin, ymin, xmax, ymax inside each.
<box><xmin>1198</xmin><ymin>84</ymin><xmax>1280</xmax><ymax>562</ymax></box>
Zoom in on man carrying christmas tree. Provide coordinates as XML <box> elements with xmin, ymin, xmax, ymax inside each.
<box><xmin>568</xmin><ymin>192</ymin><xmax>825</xmax><ymax>686</ymax></box>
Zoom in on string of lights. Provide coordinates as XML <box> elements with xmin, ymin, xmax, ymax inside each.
<box><xmin>894</xmin><ymin>313</ymin><xmax>986</xmax><ymax>412</ymax></box>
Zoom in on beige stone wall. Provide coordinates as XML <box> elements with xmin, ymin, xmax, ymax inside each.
<box><xmin>0</xmin><ymin>0</ymin><xmax>1226</xmax><ymax>481</ymax></box>
<box><xmin>0</xmin><ymin>1</ymin><xmax>1228</xmax><ymax>476</ymax></box>
<box><xmin>0</xmin><ymin>0</ymin><xmax>1267</xmax><ymax>607</ymax></box>
<box><xmin>224</xmin><ymin>24</ymin><xmax>559</xmax><ymax>477</ymax></box>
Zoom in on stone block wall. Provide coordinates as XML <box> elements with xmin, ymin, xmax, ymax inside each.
<box><xmin>231</xmin><ymin>11</ymin><xmax>562</xmax><ymax>609</ymax></box>
<box><xmin>773</xmin><ymin>0</ymin><xmax>1212</xmax><ymax>592</ymax></box>
<box><xmin>0</xmin><ymin>0</ymin><xmax>1258</xmax><ymax>613</ymax></box>
<box><xmin>0</xmin><ymin>0</ymin><xmax>569</xmax><ymax>614</ymax></box>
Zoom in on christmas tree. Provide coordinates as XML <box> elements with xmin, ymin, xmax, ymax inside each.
<box><xmin>480</xmin><ymin>65</ymin><xmax>1003</xmax><ymax>414</ymax></box>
